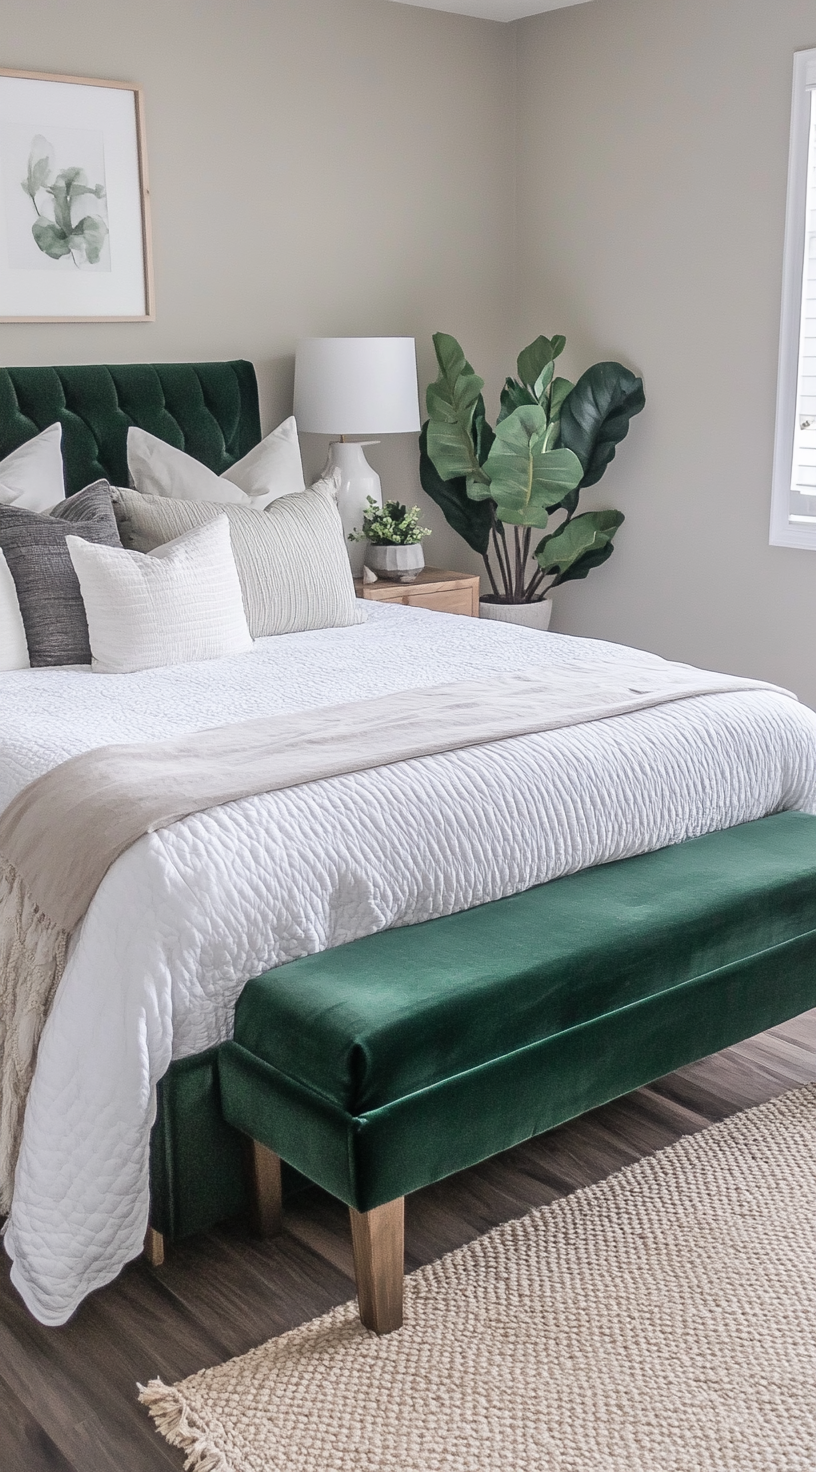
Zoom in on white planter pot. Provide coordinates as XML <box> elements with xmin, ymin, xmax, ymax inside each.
<box><xmin>479</xmin><ymin>598</ymin><xmax>552</xmax><ymax>631</ymax></box>
<box><xmin>365</xmin><ymin>543</ymin><xmax>425</xmax><ymax>582</ymax></box>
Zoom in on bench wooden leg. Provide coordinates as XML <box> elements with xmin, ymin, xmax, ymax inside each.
<box><xmin>143</xmin><ymin>1226</ymin><xmax>165</xmax><ymax>1267</ymax></box>
<box><xmin>349</xmin><ymin>1198</ymin><xmax>404</xmax><ymax>1335</ymax></box>
<box><xmin>249</xmin><ymin>1140</ymin><xmax>283</xmax><ymax>1237</ymax></box>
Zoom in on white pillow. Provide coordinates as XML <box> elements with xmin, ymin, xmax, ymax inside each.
<box><xmin>221</xmin><ymin>417</ymin><xmax>304</xmax><ymax>500</ymax></box>
<box><xmin>112</xmin><ymin>477</ymin><xmax>364</xmax><ymax>639</ymax></box>
<box><xmin>127</xmin><ymin>418</ymin><xmax>305</xmax><ymax>509</ymax></box>
<box><xmin>0</xmin><ymin>550</ymin><xmax>30</xmax><ymax>670</ymax></box>
<box><xmin>66</xmin><ymin>516</ymin><xmax>253</xmax><ymax>674</ymax></box>
<box><xmin>0</xmin><ymin>424</ymin><xmax>65</xmax><ymax>513</ymax></box>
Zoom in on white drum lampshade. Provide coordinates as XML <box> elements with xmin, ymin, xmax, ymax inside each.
<box><xmin>294</xmin><ymin>337</ymin><xmax>421</xmax><ymax>574</ymax></box>
<box><xmin>294</xmin><ymin>337</ymin><xmax>421</xmax><ymax>436</ymax></box>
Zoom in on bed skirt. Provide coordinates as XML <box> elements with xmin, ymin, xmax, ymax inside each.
<box><xmin>149</xmin><ymin>1048</ymin><xmax>308</xmax><ymax>1239</ymax></box>
<box><xmin>149</xmin><ymin>1047</ymin><xmax>248</xmax><ymax>1240</ymax></box>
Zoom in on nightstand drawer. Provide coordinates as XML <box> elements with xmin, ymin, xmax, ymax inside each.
<box><xmin>354</xmin><ymin>567</ymin><xmax>480</xmax><ymax>617</ymax></box>
<box><xmin>405</xmin><ymin>588</ymin><xmax>475</xmax><ymax>616</ymax></box>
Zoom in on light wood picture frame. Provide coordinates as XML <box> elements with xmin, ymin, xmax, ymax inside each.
<box><xmin>0</xmin><ymin>69</ymin><xmax>154</xmax><ymax>322</ymax></box>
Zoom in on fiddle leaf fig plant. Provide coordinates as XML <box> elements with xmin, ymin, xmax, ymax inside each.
<box><xmin>419</xmin><ymin>331</ymin><xmax>644</xmax><ymax>605</ymax></box>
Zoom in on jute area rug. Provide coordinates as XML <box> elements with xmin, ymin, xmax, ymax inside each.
<box><xmin>140</xmin><ymin>1086</ymin><xmax>816</xmax><ymax>1472</ymax></box>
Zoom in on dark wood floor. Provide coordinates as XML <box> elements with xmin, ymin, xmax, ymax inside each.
<box><xmin>2</xmin><ymin>1010</ymin><xmax>815</xmax><ymax>1471</ymax></box>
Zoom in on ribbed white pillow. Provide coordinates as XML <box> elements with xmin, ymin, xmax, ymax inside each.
<box><xmin>112</xmin><ymin>479</ymin><xmax>364</xmax><ymax>639</ymax></box>
<box><xmin>66</xmin><ymin>516</ymin><xmax>253</xmax><ymax>674</ymax></box>
<box><xmin>0</xmin><ymin>549</ymin><xmax>30</xmax><ymax>670</ymax></box>
<box><xmin>127</xmin><ymin>418</ymin><xmax>305</xmax><ymax>509</ymax></box>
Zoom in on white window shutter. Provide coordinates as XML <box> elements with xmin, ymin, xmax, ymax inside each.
<box><xmin>791</xmin><ymin>89</ymin><xmax>816</xmax><ymax>500</ymax></box>
<box><xmin>770</xmin><ymin>49</ymin><xmax>816</xmax><ymax>546</ymax></box>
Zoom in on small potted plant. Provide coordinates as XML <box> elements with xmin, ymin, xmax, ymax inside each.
<box><xmin>420</xmin><ymin>332</ymin><xmax>645</xmax><ymax>628</ymax></box>
<box><xmin>350</xmin><ymin>497</ymin><xmax>431</xmax><ymax>583</ymax></box>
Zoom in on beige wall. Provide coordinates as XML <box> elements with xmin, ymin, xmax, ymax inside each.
<box><xmin>5</xmin><ymin>0</ymin><xmax>813</xmax><ymax>700</ymax></box>
<box><xmin>0</xmin><ymin>0</ymin><xmax>515</xmax><ymax>569</ymax></box>
<box><xmin>515</xmin><ymin>0</ymin><xmax>816</xmax><ymax>704</ymax></box>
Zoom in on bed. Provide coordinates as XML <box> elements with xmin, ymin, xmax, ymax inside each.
<box><xmin>2</xmin><ymin>360</ymin><xmax>816</xmax><ymax>1328</ymax></box>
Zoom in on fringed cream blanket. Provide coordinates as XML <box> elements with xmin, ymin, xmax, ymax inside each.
<box><xmin>0</xmin><ymin>658</ymin><xmax>791</xmax><ymax>1209</ymax></box>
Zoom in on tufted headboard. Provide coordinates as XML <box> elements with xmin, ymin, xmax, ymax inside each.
<box><xmin>0</xmin><ymin>360</ymin><xmax>262</xmax><ymax>496</ymax></box>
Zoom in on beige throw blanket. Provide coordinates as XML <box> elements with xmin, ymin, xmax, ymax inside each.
<box><xmin>0</xmin><ymin>659</ymin><xmax>791</xmax><ymax>1207</ymax></box>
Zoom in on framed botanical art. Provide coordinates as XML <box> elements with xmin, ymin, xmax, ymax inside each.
<box><xmin>0</xmin><ymin>69</ymin><xmax>153</xmax><ymax>321</ymax></box>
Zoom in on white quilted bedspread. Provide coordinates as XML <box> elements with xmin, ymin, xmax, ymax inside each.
<box><xmin>3</xmin><ymin>602</ymin><xmax>816</xmax><ymax>1325</ymax></box>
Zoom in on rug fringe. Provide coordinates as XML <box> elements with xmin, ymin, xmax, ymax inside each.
<box><xmin>139</xmin><ymin>1380</ymin><xmax>231</xmax><ymax>1472</ymax></box>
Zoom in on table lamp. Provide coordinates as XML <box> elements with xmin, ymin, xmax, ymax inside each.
<box><xmin>294</xmin><ymin>337</ymin><xmax>421</xmax><ymax>575</ymax></box>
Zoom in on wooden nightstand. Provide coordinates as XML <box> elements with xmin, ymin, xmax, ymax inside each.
<box><xmin>353</xmin><ymin>567</ymin><xmax>480</xmax><ymax>618</ymax></box>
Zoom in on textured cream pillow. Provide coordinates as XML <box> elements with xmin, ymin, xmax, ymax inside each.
<box><xmin>66</xmin><ymin>517</ymin><xmax>253</xmax><ymax>673</ymax></box>
<box><xmin>112</xmin><ymin>480</ymin><xmax>364</xmax><ymax>639</ymax></box>
<box><xmin>0</xmin><ymin>424</ymin><xmax>65</xmax><ymax>513</ymax></box>
<box><xmin>0</xmin><ymin>550</ymin><xmax>30</xmax><ymax>670</ymax></box>
<box><xmin>127</xmin><ymin>418</ymin><xmax>305</xmax><ymax>509</ymax></box>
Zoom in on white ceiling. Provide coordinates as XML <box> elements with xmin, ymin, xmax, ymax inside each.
<box><xmin>389</xmin><ymin>0</ymin><xmax>594</xmax><ymax>20</ymax></box>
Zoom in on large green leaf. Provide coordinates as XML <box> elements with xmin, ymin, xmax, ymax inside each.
<box><xmin>473</xmin><ymin>399</ymin><xmax>495</xmax><ymax>467</ymax></box>
<box><xmin>534</xmin><ymin>508</ymin><xmax>624</xmax><ymax>582</ymax></box>
<box><xmin>462</xmin><ymin>400</ymin><xmax>494</xmax><ymax>503</ymax></box>
<box><xmin>419</xmin><ymin>423</ymin><xmax>493</xmax><ymax>556</ymax></box>
<box><xmin>517</xmin><ymin>335</ymin><xmax>555</xmax><ymax>390</ymax></box>
<box><xmin>554</xmin><ymin>484</ymin><xmax>581</xmax><ymax>519</ymax></box>
<box><xmin>426</xmin><ymin>383</ymin><xmax>483</xmax><ymax>480</ymax></box>
<box><xmin>532</xmin><ymin>362</ymin><xmax>555</xmax><ymax>402</ymax></box>
<box><xmin>555</xmin><ymin>538</ymin><xmax>616</xmax><ymax>584</ymax></box>
<box><xmin>465</xmin><ymin>396</ymin><xmax>497</xmax><ymax>499</ymax></box>
<box><xmin>432</xmin><ymin>331</ymin><xmax>467</xmax><ymax>383</ymax></box>
<box><xmin>497</xmin><ymin>376</ymin><xmax>537</xmax><ymax>424</ymax></box>
<box><xmin>549</xmin><ymin>376</ymin><xmax>574</xmax><ymax>421</ymax></box>
<box><xmin>425</xmin><ymin>333</ymin><xmax>489</xmax><ymax>485</ymax></box>
<box><xmin>484</xmin><ymin>406</ymin><xmax>583</xmax><ymax>526</ymax></box>
<box><xmin>558</xmin><ymin>363</ymin><xmax>645</xmax><ymax>489</ymax></box>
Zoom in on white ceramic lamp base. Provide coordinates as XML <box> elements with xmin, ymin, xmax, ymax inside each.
<box><xmin>324</xmin><ymin>441</ymin><xmax>382</xmax><ymax>576</ymax></box>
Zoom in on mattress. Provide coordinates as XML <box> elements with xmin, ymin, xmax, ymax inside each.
<box><xmin>3</xmin><ymin>600</ymin><xmax>816</xmax><ymax>1325</ymax></box>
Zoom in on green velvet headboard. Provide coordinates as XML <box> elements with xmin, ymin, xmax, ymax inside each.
<box><xmin>0</xmin><ymin>360</ymin><xmax>262</xmax><ymax>496</ymax></box>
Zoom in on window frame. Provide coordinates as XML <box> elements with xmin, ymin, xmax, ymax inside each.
<box><xmin>770</xmin><ymin>47</ymin><xmax>816</xmax><ymax>549</ymax></box>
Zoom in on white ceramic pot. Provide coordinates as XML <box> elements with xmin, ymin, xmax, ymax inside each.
<box><xmin>479</xmin><ymin>597</ymin><xmax>552</xmax><ymax>631</ymax></box>
<box><xmin>365</xmin><ymin>543</ymin><xmax>425</xmax><ymax>582</ymax></box>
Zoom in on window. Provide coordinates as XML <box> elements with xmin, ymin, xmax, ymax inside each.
<box><xmin>770</xmin><ymin>48</ymin><xmax>816</xmax><ymax>548</ymax></box>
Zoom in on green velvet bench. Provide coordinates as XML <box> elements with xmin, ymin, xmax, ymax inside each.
<box><xmin>218</xmin><ymin>810</ymin><xmax>816</xmax><ymax>1334</ymax></box>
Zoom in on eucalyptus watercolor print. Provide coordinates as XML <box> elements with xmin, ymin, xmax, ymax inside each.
<box><xmin>23</xmin><ymin>133</ymin><xmax>108</xmax><ymax>268</ymax></box>
<box><xmin>0</xmin><ymin>71</ymin><xmax>151</xmax><ymax>319</ymax></box>
<box><xmin>1</xmin><ymin>122</ymin><xmax>110</xmax><ymax>272</ymax></box>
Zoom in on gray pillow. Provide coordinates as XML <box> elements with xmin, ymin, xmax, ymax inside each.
<box><xmin>112</xmin><ymin>482</ymin><xmax>364</xmax><ymax>638</ymax></box>
<box><xmin>51</xmin><ymin>481</ymin><xmax>121</xmax><ymax>528</ymax></box>
<box><xmin>1</xmin><ymin>481</ymin><xmax>122</xmax><ymax>666</ymax></box>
